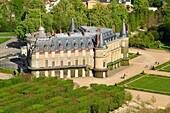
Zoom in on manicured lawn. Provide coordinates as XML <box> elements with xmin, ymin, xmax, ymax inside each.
<box><xmin>120</xmin><ymin>74</ymin><xmax>170</xmax><ymax>95</ymax></box>
<box><xmin>0</xmin><ymin>38</ymin><xmax>11</xmax><ymax>44</ymax></box>
<box><xmin>129</xmin><ymin>52</ymin><xmax>140</xmax><ymax>59</ymax></box>
<box><xmin>154</xmin><ymin>61</ymin><xmax>170</xmax><ymax>72</ymax></box>
<box><xmin>0</xmin><ymin>32</ymin><xmax>15</xmax><ymax>36</ymax></box>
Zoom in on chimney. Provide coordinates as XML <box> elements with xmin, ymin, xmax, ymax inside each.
<box><xmin>97</xmin><ymin>27</ymin><xmax>101</xmax><ymax>32</ymax></box>
<box><xmin>126</xmin><ymin>24</ymin><xmax>129</xmax><ymax>32</ymax></box>
<box><xmin>68</xmin><ymin>32</ymin><xmax>71</xmax><ymax>37</ymax></box>
<box><xmin>83</xmin><ymin>29</ymin><xmax>87</xmax><ymax>36</ymax></box>
<box><xmin>52</xmin><ymin>29</ymin><xmax>54</xmax><ymax>35</ymax></box>
<box><xmin>112</xmin><ymin>25</ymin><xmax>115</xmax><ymax>31</ymax></box>
<box><xmin>96</xmin><ymin>34</ymin><xmax>99</xmax><ymax>46</ymax></box>
<box><xmin>35</xmin><ymin>33</ymin><xmax>40</xmax><ymax>38</ymax></box>
<box><xmin>60</xmin><ymin>29</ymin><xmax>62</xmax><ymax>34</ymax></box>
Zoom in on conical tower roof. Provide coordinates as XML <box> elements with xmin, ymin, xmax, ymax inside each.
<box><xmin>68</xmin><ymin>18</ymin><xmax>76</xmax><ymax>32</ymax></box>
<box><xmin>98</xmin><ymin>33</ymin><xmax>106</xmax><ymax>48</ymax></box>
<box><xmin>120</xmin><ymin>20</ymin><xmax>128</xmax><ymax>38</ymax></box>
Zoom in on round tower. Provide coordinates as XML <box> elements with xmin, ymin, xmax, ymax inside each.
<box><xmin>120</xmin><ymin>20</ymin><xmax>129</xmax><ymax>66</ymax></box>
<box><xmin>94</xmin><ymin>30</ymin><xmax>108</xmax><ymax>78</ymax></box>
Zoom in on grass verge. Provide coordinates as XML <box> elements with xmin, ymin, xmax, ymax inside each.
<box><xmin>0</xmin><ymin>32</ymin><xmax>15</xmax><ymax>36</ymax></box>
<box><xmin>0</xmin><ymin>38</ymin><xmax>11</xmax><ymax>44</ymax></box>
<box><xmin>154</xmin><ymin>61</ymin><xmax>170</xmax><ymax>72</ymax></box>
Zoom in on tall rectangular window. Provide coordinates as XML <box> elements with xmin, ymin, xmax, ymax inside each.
<box><xmin>103</xmin><ymin>62</ymin><xmax>106</xmax><ymax>67</ymax></box>
<box><xmin>90</xmin><ymin>57</ymin><xmax>93</xmax><ymax>65</ymax></box>
<box><xmin>52</xmin><ymin>61</ymin><xmax>55</xmax><ymax>67</ymax></box>
<box><xmin>68</xmin><ymin>51</ymin><xmax>71</xmax><ymax>57</ymax></box>
<box><xmin>36</xmin><ymin>61</ymin><xmax>40</xmax><ymax>68</ymax></box>
<box><xmin>61</xmin><ymin>61</ymin><xmax>63</xmax><ymax>66</ymax></box>
<box><xmin>83</xmin><ymin>59</ymin><xmax>85</xmax><ymax>65</ymax></box>
<box><xmin>45</xmin><ymin>60</ymin><xmax>48</xmax><ymax>67</ymax></box>
<box><xmin>75</xmin><ymin>60</ymin><xmax>78</xmax><ymax>66</ymax></box>
<box><xmin>68</xmin><ymin>61</ymin><xmax>71</xmax><ymax>66</ymax></box>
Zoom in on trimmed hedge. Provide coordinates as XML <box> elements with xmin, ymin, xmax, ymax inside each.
<box><xmin>0</xmin><ymin>77</ymin><xmax>129</xmax><ymax>113</ymax></box>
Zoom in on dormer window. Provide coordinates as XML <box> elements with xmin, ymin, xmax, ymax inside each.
<box><xmin>81</xmin><ymin>42</ymin><xmax>85</xmax><ymax>47</ymax></box>
<box><xmin>44</xmin><ymin>45</ymin><xmax>48</xmax><ymax>50</ymax></box>
<box><xmin>66</xmin><ymin>39</ymin><xmax>70</xmax><ymax>47</ymax></box>
<box><xmin>35</xmin><ymin>46</ymin><xmax>39</xmax><ymax>50</ymax></box>
<box><xmin>74</xmin><ymin>42</ymin><xmax>78</xmax><ymax>48</ymax></box>
<box><xmin>59</xmin><ymin>43</ymin><xmax>63</xmax><ymax>49</ymax></box>
<box><xmin>51</xmin><ymin>45</ymin><xmax>55</xmax><ymax>50</ymax></box>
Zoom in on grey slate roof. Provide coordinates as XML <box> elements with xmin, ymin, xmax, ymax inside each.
<box><xmin>98</xmin><ymin>33</ymin><xmax>106</xmax><ymax>48</ymax></box>
<box><xmin>28</xmin><ymin>19</ymin><xmax>128</xmax><ymax>53</ymax></box>
<box><xmin>68</xmin><ymin>18</ymin><xmax>76</xmax><ymax>32</ymax></box>
<box><xmin>33</xmin><ymin>33</ymin><xmax>94</xmax><ymax>53</ymax></box>
<box><xmin>120</xmin><ymin>20</ymin><xmax>128</xmax><ymax>38</ymax></box>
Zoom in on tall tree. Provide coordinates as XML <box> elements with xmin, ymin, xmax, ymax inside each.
<box><xmin>107</xmin><ymin>2</ymin><xmax>128</xmax><ymax>32</ymax></box>
<box><xmin>51</xmin><ymin>0</ymin><xmax>88</xmax><ymax>32</ymax></box>
<box><xmin>10</xmin><ymin>0</ymin><xmax>25</xmax><ymax>25</ymax></box>
<box><xmin>15</xmin><ymin>0</ymin><xmax>52</xmax><ymax>41</ymax></box>
<box><xmin>129</xmin><ymin>13</ymin><xmax>136</xmax><ymax>32</ymax></box>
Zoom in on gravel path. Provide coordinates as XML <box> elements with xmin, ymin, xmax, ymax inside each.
<box><xmin>0</xmin><ymin>36</ymin><xmax>21</xmax><ymax>54</ymax></box>
<box><xmin>0</xmin><ymin>73</ymin><xmax>14</xmax><ymax>79</ymax></box>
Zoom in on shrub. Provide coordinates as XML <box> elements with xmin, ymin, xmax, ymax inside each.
<box><xmin>108</xmin><ymin>65</ymin><xmax>113</xmax><ymax>70</ymax></box>
<box><xmin>151</xmin><ymin>66</ymin><xmax>155</xmax><ymax>70</ymax></box>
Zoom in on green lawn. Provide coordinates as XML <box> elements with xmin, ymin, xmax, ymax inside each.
<box><xmin>0</xmin><ymin>32</ymin><xmax>15</xmax><ymax>36</ymax></box>
<box><xmin>154</xmin><ymin>61</ymin><xmax>170</xmax><ymax>72</ymax></box>
<box><xmin>120</xmin><ymin>74</ymin><xmax>170</xmax><ymax>95</ymax></box>
<box><xmin>0</xmin><ymin>38</ymin><xmax>11</xmax><ymax>44</ymax></box>
<box><xmin>129</xmin><ymin>52</ymin><xmax>140</xmax><ymax>59</ymax></box>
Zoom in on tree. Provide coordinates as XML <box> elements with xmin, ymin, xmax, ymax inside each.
<box><xmin>51</xmin><ymin>0</ymin><xmax>88</xmax><ymax>32</ymax></box>
<box><xmin>147</xmin><ymin>32</ymin><xmax>155</xmax><ymax>42</ymax></box>
<box><xmin>150</xmin><ymin>30</ymin><xmax>159</xmax><ymax>41</ymax></box>
<box><xmin>15</xmin><ymin>0</ymin><xmax>52</xmax><ymax>41</ymax></box>
<box><xmin>129</xmin><ymin>13</ymin><xmax>136</xmax><ymax>32</ymax></box>
<box><xmin>10</xmin><ymin>0</ymin><xmax>25</xmax><ymax>25</ymax></box>
<box><xmin>133</xmin><ymin>0</ymin><xmax>149</xmax><ymax>13</ymax></box>
<box><xmin>107</xmin><ymin>2</ymin><xmax>128</xmax><ymax>32</ymax></box>
<box><xmin>28</xmin><ymin>0</ymin><xmax>46</xmax><ymax>12</ymax></box>
<box><xmin>0</xmin><ymin>3</ymin><xmax>10</xmax><ymax>31</ymax></box>
<box><xmin>153</xmin><ymin>0</ymin><xmax>164</xmax><ymax>8</ymax></box>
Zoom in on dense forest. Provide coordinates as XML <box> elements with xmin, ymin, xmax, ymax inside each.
<box><xmin>0</xmin><ymin>0</ymin><xmax>170</xmax><ymax>47</ymax></box>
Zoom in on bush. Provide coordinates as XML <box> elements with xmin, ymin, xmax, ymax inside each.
<box><xmin>0</xmin><ymin>77</ymin><xmax>127</xmax><ymax>112</ymax></box>
<box><xmin>141</xmin><ymin>70</ymin><xmax>145</xmax><ymax>74</ymax></box>
<box><xmin>108</xmin><ymin>65</ymin><xmax>113</xmax><ymax>70</ymax></box>
<box><xmin>0</xmin><ymin>78</ymin><xmax>23</xmax><ymax>88</ymax></box>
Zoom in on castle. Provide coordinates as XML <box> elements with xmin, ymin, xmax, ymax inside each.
<box><xmin>23</xmin><ymin>18</ymin><xmax>129</xmax><ymax>78</ymax></box>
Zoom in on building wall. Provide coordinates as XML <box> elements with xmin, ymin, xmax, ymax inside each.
<box><xmin>106</xmin><ymin>40</ymin><xmax>122</xmax><ymax>63</ymax></box>
<box><xmin>30</xmin><ymin>38</ymin><xmax>128</xmax><ymax>78</ymax></box>
<box><xmin>31</xmin><ymin>48</ymin><xmax>94</xmax><ymax>68</ymax></box>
